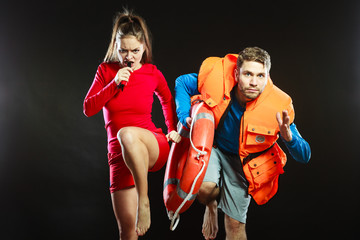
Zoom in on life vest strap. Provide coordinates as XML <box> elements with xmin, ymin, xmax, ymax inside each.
<box><xmin>242</xmin><ymin>143</ymin><xmax>275</xmax><ymax>166</ymax></box>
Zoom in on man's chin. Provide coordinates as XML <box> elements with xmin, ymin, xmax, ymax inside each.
<box><xmin>245</xmin><ymin>93</ymin><xmax>260</xmax><ymax>100</ymax></box>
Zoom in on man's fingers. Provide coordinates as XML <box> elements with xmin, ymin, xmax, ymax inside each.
<box><xmin>282</xmin><ymin>110</ymin><xmax>290</xmax><ymax>125</ymax></box>
<box><xmin>276</xmin><ymin>112</ymin><xmax>282</xmax><ymax>125</ymax></box>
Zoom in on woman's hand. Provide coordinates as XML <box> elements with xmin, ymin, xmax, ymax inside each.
<box><xmin>114</xmin><ymin>67</ymin><xmax>133</xmax><ymax>85</ymax></box>
<box><xmin>166</xmin><ymin>130</ymin><xmax>181</xmax><ymax>143</ymax></box>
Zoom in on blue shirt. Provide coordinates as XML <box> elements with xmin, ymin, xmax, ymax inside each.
<box><xmin>214</xmin><ymin>90</ymin><xmax>244</xmax><ymax>154</ymax></box>
<box><xmin>175</xmin><ymin>73</ymin><xmax>311</xmax><ymax>164</ymax></box>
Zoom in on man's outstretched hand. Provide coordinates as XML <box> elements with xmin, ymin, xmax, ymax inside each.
<box><xmin>276</xmin><ymin>110</ymin><xmax>292</xmax><ymax>142</ymax></box>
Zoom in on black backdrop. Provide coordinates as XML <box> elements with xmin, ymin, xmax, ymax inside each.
<box><xmin>1</xmin><ymin>0</ymin><xmax>359</xmax><ymax>239</ymax></box>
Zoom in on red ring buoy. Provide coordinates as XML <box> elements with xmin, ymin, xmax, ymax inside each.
<box><xmin>163</xmin><ymin>101</ymin><xmax>214</xmax><ymax>230</ymax></box>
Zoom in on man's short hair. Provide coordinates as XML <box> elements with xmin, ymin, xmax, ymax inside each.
<box><xmin>236</xmin><ymin>47</ymin><xmax>271</xmax><ymax>72</ymax></box>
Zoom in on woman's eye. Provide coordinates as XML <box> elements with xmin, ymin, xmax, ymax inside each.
<box><xmin>133</xmin><ymin>49</ymin><xmax>139</xmax><ymax>53</ymax></box>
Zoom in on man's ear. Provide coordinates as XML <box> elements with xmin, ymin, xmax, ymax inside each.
<box><xmin>234</xmin><ymin>68</ymin><xmax>239</xmax><ymax>82</ymax></box>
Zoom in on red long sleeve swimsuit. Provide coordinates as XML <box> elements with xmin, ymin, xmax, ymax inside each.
<box><xmin>83</xmin><ymin>62</ymin><xmax>177</xmax><ymax>154</ymax></box>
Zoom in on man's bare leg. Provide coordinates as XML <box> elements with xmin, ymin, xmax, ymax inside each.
<box><xmin>202</xmin><ymin>200</ymin><xmax>218</xmax><ymax>240</ymax></box>
<box><xmin>198</xmin><ymin>182</ymin><xmax>220</xmax><ymax>240</ymax></box>
<box><xmin>224</xmin><ymin>214</ymin><xmax>247</xmax><ymax>240</ymax></box>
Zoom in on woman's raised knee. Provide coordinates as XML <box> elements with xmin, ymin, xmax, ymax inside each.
<box><xmin>117</xmin><ymin>127</ymin><xmax>137</xmax><ymax>147</ymax></box>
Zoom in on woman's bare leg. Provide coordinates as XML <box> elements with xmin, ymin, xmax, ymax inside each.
<box><xmin>111</xmin><ymin>187</ymin><xmax>138</xmax><ymax>240</ymax></box>
<box><xmin>117</xmin><ymin>127</ymin><xmax>160</xmax><ymax>236</ymax></box>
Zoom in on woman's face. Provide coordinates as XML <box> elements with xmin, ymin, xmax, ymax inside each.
<box><xmin>116</xmin><ymin>35</ymin><xmax>145</xmax><ymax>70</ymax></box>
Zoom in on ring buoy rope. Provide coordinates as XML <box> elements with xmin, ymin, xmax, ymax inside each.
<box><xmin>169</xmin><ymin>157</ymin><xmax>206</xmax><ymax>230</ymax></box>
<box><xmin>189</xmin><ymin>102</ymin><xmax>208</xmax><ymax>158</ymax></box>
<box><xmin>163</xmin><ymin>101</ymin><xmax>215</xmax><ymax>230</ymax></box>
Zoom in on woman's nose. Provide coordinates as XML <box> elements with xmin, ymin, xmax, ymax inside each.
<box><xmin>125</xmin><ymin>51</ymin><xmax>133</xmax><ymax>59</ymax></box>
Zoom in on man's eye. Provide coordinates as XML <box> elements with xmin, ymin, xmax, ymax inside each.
<box><xmin>133</xmin><ymin>49</ymin><xmax>139</xmax><ymax>53</ymax></box>
<box><xmin>258</xmin><ymin>74</ymin><xmax>264</xmax><ymax>78</ymax></box>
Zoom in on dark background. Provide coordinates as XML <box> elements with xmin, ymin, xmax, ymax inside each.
<box><xmin>1</xmin><ymin>0</ymin><xmax>359</xmax><ymax>239</ymax></box>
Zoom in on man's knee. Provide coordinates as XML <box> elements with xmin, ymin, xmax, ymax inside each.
<box><xmin>198</xmin><ymin>181</ymin><xmax>218</xmax><ymax>204</ymax></box>
<box><xmin>225</xmin><ymin>214</ymin><xmax>246</xmax><ymax>238</ymax></box>
<box><xmin>225</xmin><ymin>215</ymin><xmax>245</xmax><ymax>229</ymax></box>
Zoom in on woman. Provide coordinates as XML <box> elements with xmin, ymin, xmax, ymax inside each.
<box><xmin>83</xmin><ymin>9</ymin><xmax>180</xmax><ymax>239</ymax></box>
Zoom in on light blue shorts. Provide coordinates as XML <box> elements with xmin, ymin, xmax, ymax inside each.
<box><xmin>203</xmin><ymin>147</ymin><xmax>251</xmax><ymax>223</ymax></box>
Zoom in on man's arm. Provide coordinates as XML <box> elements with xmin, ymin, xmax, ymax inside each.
<box><xmin>277</xmin><ymin>110</ymin><xmax>311</xmax><ymax>164</ymax></box>
<box><xmin>282</xmin><ymin>123</ymin><xmax>311</xmax><ymax>164</ymax></box>
<box><xmin>174</xmin><ymin>73</ymin><xmax>200</xmax><ymax>128</ymax></box>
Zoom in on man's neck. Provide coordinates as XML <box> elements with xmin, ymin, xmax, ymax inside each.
<box><xmin>234</xmin><ymin>87</ymin><xmax>248</xmax><ymax>108</ymax></box>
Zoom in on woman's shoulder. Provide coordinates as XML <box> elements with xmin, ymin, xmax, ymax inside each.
<box><xmin>140</xmin><ymin>63</ymin><xmax>158</xmax><ymax>72</ymax></box>
<box><xmin>95</xmin><ymin>62</ymin><xmax>120</xmax><ymax>81</ymax></box>
<box><xmin>139</xmin><ymin>63</ymin><xmax>164</xmax><ymax>77</ymax></box>
<box><xmin>98</xmin><ymin>62</ymin><xmax>120</xmax><ymax>72</ymax></box>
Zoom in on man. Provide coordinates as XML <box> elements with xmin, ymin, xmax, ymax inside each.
<box><xmin>174</xmin><ymin>47</ymin><xmax>311</xmax><ymax>239</ymax></box>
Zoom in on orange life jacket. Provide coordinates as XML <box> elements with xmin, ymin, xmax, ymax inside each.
<box><xmin>195</xmin><ymin>54</ymin><xmax>295</xmax><ymax>205</ymax></box>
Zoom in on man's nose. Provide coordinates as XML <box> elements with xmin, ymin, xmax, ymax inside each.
<box><xmin>249</xmin><ymin>77</ymin><xmax>258</xmax><ymax>86</ymax></box>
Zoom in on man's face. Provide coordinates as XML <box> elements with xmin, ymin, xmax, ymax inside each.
<box><xmin>235</xmin><ymin>60</ymin><xmax>268</xmax><ymax>104</ymax></box>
